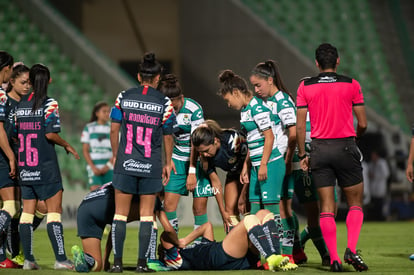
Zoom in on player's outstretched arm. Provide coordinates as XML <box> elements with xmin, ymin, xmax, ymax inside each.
<box><xmin>45</xmin><ymin>132</ymin><xmax>80</xmax><ymax>159</ymax></box>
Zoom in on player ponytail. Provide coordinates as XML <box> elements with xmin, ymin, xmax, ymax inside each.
<box><xmin>0</xmin><ymin>51</ymin><xmax>13</xmax><ymax>71</ymax></box>
<box><xmin>191</xmin><ymin>119</ymin><xmax>223</xmax><ymax>147</ymax></box>
<box><xmin>138</xmin><ymin>52</ymin><xmax>163</xmax><ymax>83</ymax></box>
<box><xmin>159</xmin><ymin>74</ymin><xmax>182</xmax><ymax>98</ymax></box>
<box><xmin>251</xmin><ymin>60</ymin><xmax>294</xmax><ymax>101</ymax></box>
<box><xmin>218</xmin><ymin>69</ymin><xmax>251</xmax><ymax>97</ymax></box>
<box><xmin>29</xmin><ymin>63</ymin><xmax>50</xmax><ymax>113</ymax></box>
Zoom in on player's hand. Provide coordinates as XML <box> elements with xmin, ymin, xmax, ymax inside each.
<box><xmin>162</xmin><ymin>164</ymin><xmax>172</xmax><ymax>185</ymax></box>
<box><xmin>221</xmin><ymin>211</ymin><xmax>232</xmax><ymax>230</ymax></box>
<box><xmin>240</xmin><ymin>165</ymin><xmax>249</xmax><ymax>185</ymax></box>
<box><xmin>100</xmin><ymin>165</ymin><xmax>110</xmax><ymax>175</ymax></box>
<box><xmin>258</xmin><ymin>164</ymin><xmax>267</xmax><ymax>181</ymax></box>
<box><xmin>65</xmin><ymin>145</ymin><xmax>80</xmax><ymax>159</ymax></box>
<box><xmin>171</xmin><ymin>161</ymin><xmax>177</xmax><ymax>175</ymax></box>
<box><xmin>186</xmin><ymin>173</ymin><xmax>197</xmax><ymax>191</ymax></box>
<box><xmin>238</xmin><ymin>195</ymin><xmax>248</xmax><ymax>215</ymax></box>
<box><xmin>300</xmin><ymin>157</ymin><xmax>309</xmax><ymax>171</ymax></box>
<box><xmin>178</xmin><ymin>238</ymin><xmax>186</xmax><ymax>249</ymax></box>
<box><xmin>8</xmin><ymin>159</ymin><xmax>16</xmax><ymax>179</ymax></box>
<box><xmin>92</xmin><ymin>166</ymin><xmax>101</xmax><ymax>176</ymax></box>
<box><xmin>406</xmin><ymin>164</ymin><xmax>414</xmax><ymax>183</ymax></box>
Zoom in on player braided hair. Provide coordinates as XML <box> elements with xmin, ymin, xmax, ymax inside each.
<box><xmin>6</xmin><ymin>64</ymin><xmax>30</xmax><ymax>93</ymax></box>
<box><xmin>29</xmin><ymin>63</ymin><xmax>50</xmax><ymax>113</ymax></box>
<box><xmin>191</xmin><ymin>119</ymin><xmax>223</xmax><ymax>147</ymax></box>
<box><xmin>251</xmin><ymin>60</ymin><xmax>294</xmax><ymax>102</ymax></box>
<box><xmin>138</xmin><ymin>52</ymin><xmax>163</xmax><ymax>83</ymax></box>
<box><xmin>315</xmin><ymin>43</ymin><xmax>339</xmax><ymax>70</ymax></box>
<box><xmin>159</xmin><ymin>74</ymin><xmax>183</xmax><ymax>98</ymax></box>
<box><xmin>0</xmin><ymin>51</ymin><xmax>13</xmax><ymax>71</ymax></box>
<box><xmin>89</xmin><ymin>101</ymin><xmax>109</xmax><ymax>122</ymax></box>
<box><xmin>218</xmin><ymin>69</ymin><xmax>251</xmax><ymax>96</ymax></box>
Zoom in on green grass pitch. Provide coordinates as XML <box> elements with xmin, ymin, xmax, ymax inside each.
<box><xmin>4</xmin><ymin>221</ymin><xmax>414</xmax><ymax>274</ymax></box>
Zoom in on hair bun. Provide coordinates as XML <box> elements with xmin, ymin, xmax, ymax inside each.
<box><xmin>163</xmin><ymin>74</ymin><xmax>177</xmax><ymax>84</ymax></box>
<box><xmin>143</xmin><ymin>52</ymin><xmax>156</xmax><ymax>64</ymax></box>
<box><xmin>219</xmin><ymin>70</ymin><xmax>235</xmax><ymax>83</ymax></box>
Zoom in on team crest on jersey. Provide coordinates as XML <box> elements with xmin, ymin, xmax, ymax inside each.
<box><xmin>228</xmin><ymin>157</ymin><xmax>236</xmax><ymax>164</ymax></box>
<box><xmin>182</xmin><ymin>114</ymin><xmax>190</xmax><ymax>125</ymax></box>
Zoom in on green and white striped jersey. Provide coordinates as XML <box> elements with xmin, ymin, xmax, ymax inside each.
<box><xmin>265</xmin><ymin>90</ymin><xmax>296</xmax><ymax>155</ymax></box>
<box><xmin>240</xmin><ymin>96</ymin><xmax>282</xmax><ymax>167</ymax></box>
<box><xmin>172</xmin><ymin>97</ymin><xmax>204</xmax><ymax>161</ymax></box>
<box><xmin>81</xmin><ymin>121</ymin><xmax>112</xmax><ymax>168</ymax></box>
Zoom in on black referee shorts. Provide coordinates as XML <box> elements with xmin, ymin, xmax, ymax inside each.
<box><xmin>309</xmin><ymin>137</ymin><xmax>363</xmax><ymax>188</ymax></box>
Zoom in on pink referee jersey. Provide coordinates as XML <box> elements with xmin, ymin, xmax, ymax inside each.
<box><xmin>296</xmin><ymin>72</ymin><xmax>364</xmax><ymax>139</ymax></box>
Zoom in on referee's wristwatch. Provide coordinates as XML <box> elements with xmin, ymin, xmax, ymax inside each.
<box><xmin>298</xmin><ymin>153</ymin><xmax>307</xmax><ymax>160</ymax></box>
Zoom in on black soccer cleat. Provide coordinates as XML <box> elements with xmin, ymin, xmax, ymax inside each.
<box><xmin>108</xmin><ymin>264</ymin><xmax>123</xmax><ymax>273</ymax></box>
<box><xmin>330</xmin><ymin>260</ymin><xmax>343</xmax><ymax>272</ymax></box>
<box><xmin>344</xmin><ymin>248</ymin><xmax>368</xmax><ymax>271</ymax></box>
<box><xmin>136</xmin><ymin>265</ymin><xmax>156</xmax><ymax>273</ymax></box>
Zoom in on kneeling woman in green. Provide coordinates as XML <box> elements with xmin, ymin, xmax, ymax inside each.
<box><xmin>217</xmin><ymin>70</ymin><xmax>286</xmax><ymax>253</ymax></box>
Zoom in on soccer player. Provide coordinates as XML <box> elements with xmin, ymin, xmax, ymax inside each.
<box><xmin>250</xmin><ymin>60</ymin><xmax>298</xmax><ymax>266</ymax></box>
<box><xmin>71</xmin><ymin>182</ymin><xmax>173</xmax><ymax>272</ymax></box>
<box><xmin>0</xmin><ymin>51</ymin><xmax>20</xmax><ymax>269</ymax></box>
<box><xmin>217</xmin><ymin>70</ymin><xmax>296</xmax><ymax>269</ymax></box>
<box><xmin>109</xmin><ymin>52</ymin><xmax>175</xmax><ymax>273</ymax></box>
<box><xmin>81</xmin><ymin>101</ymin><xmax>113</xmax><ymax>191</ymax></box>
<box><xmin>158</xmin><ymin>74</ymin><xmax>212</xmax><ymax>236</ymax></box>
<box><xmin>16</xmin><ymin>64</ymin><xmax>79</xmax><ymax>270</ymax></box>
<box><xmin>296</xmin><ymin>43</ymin><xmax>368</xmax><ymax>272</ymax></box>
<box><xmin>191</xmin><ymin>119</ymin><xmax>249</xmax><ymax>232</ymax></box>
<box><xmin>159</xmin><ymin>209</ymin><xmax>290</xmax><ymax>271</ymax></box>
<box><xmin>405</xmin><ymin>123</ymin><xmax>414</xmax><ymax>261</ymax></box>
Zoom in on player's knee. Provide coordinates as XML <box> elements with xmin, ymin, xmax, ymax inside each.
<box><xmin>256</xmin><ymin>209</ymin><xmax>271</xmax><ymax>222</ymax></box>
<box><xmin>262</xmin><ymin>212</ymin><xmax>275</xmax><ymax>224</ymax></box>
<box><xmin>243</xmin><ymin>214</ymin><xmax>260</xmax><ymax>231</ymax></box>
<box><xmin>2</xmin><ymin>200</ymin><xmax>18</xmax><ymax>218</ymax></box>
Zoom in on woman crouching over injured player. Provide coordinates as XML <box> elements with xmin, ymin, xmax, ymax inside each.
<box><xmin>158</xmin><ymin>210</ymin><xmax>292</xmax><ymax>271</ymax></box>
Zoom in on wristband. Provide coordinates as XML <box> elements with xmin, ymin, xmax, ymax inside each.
<box><xmin>106</xmin><ymin>161</ymin><xmax>114</xmax><ymax>170</ymax></box>
<box><xmin>298</xmin><ymin>154</ymin><xmax>307</xmax><ymax>160</ymax></box>
<box><xmin>188</xmin><ymin>166</ymin><xmax>196</xmax><ymax>174</ymax></box>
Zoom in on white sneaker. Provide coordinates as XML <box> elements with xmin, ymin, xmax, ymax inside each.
<box><xmin>54</xmin><ymin>259</ymin><xmax>74</xmax><ymax>270</ymax></box>
<box><xmin>23</xmin><ymin>259</ymin><xmax>40</xmax><ymax>270</ymax></box>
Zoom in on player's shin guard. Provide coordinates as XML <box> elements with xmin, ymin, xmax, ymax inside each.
<box><xmin>320</xmin><ymin>212</ymin><xmax>340</xmax><ymax>263</ymax></box>
<box><xmin>0</xmin><ymin>200</ymin><xmax>16</xmax><ymax>233</ymax></box>
<box><xmin>262</xmin><ymin>212</ymin><xmax>281</xmax><ymax>254</ymax></box>
<box><xmin>308</xmin><ymin>226</ymin><xmax>328</xmax><ymax>257</ymax></box>
<box><xmin>7</xmin><ymin>217</ymin><xmax>20</xmax><ymax>258</ymax></box>
<box><xmin>112</xmin><ymin>214</ymin><xmax>127</xmax><ymax>266</ymax></box>
<box><xmin>33</xmin><ymin>210</ymin><xmax>46</xmax><ymax>231</ymax></box>
<box><xmin>194</xmin><ymin>214</ymin><xmax>208</xmax><ymax>244</ymax></box>
<box><xmin>244</xmin><ymin>215</ymin><xmax>275</xmax><ymax>259</ymax></box>
<box><xmin>346</xmin><ymin>206</ymin><xmax>363</xmax><ymax>253</ymax></box>
<box><xmin>146</xmin><ymin>221</ymin><xmax>158</xmax><ymax>260</ymax></box>
<box><xmin>19</xmin><ymin>212</ymin><xmax>35</xmax><ymax>262</ymax></box>
<box><xmin>281</xmin><ymin>216</ymin><xmax>295</xmax><ymax>257</ymax></box>
<box><xmin>47</xmin><ymin>212</ymin><xmax>67</xmax><ymax>261</ymax></box>
<box><xmin>165</xmin><ymin>211</ymin><xmax>178</xmax><ymax>233</ymax></box>
<box><xmin>138</xmin><ymin>216</ymin><xmax>153</xmax><ymax>267</ymax></box>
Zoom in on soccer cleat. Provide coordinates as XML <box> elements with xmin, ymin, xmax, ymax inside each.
<box><xmin>147</xmin><ymin>259</ymin><xmax>172</xmax><ymax>271</ymax></box>
<box><xmin>266</xmin><ymin>254</ymin><xmax>289</xmax><ymax>271</ymax></box>
<box><xmin>330</xmin><ymin>260</ymin><xmax>343</xmax><ymax>272</ymax></box>
<box><xmin>0</xmin><ymin>258</ymin><xmax>19</xmax><ymax>268</ymax></box>
<box><xmin>293</xmin><ymin>248</ymin><xmax>308</xmax><ymax>264</ymax></box>
<box><xmin>280</xmin><ymin>262</ymin><xmax>299</xmax><ymax>271</ymax></box>
<box><xmin>71</xmin><ymin>245</ymin><xmax>89</xmax><ymax>272</ymax></box>
<box><xmin>410</xmin><ymin>254</ymin><xmax>414</xmax><ymax>261</ymax></box>
<box><xmin>54</xmin><ymin>259</ymin><xmax>75</xmax><ymax>270</ymax></box>
<box><xmin>344</xmin><ymin>248</ymin><xmax>368</xmax><ymax>271</ymax></box>
<box><xmin>11</xmin><ymin>250</ymin><xmax>25</xmax><ymax>267</ymax></box>
<box><xmin>23</xmin><ymin>259</ymin><xmax>41</xmax><ymax>270</ymax></box>
<box><xmin>108</xmin><ymin>264</ymin><xmax>123</xmax><ymax>273</ymax></box>
<box><xmin>136</xmin><ymin>264</ymin><xmax>156</xmax><ymax>273</ymax></box>
<box><xmin>322</xmin><ymin>253</ymin><xmax>331</xmax><ymax>266</ymax></box>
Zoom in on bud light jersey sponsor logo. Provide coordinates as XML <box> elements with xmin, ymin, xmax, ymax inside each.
<box><xmin>121</xmin><ymin>100</ymin><xmax>163</xmax><ymax>113</ymax></box>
